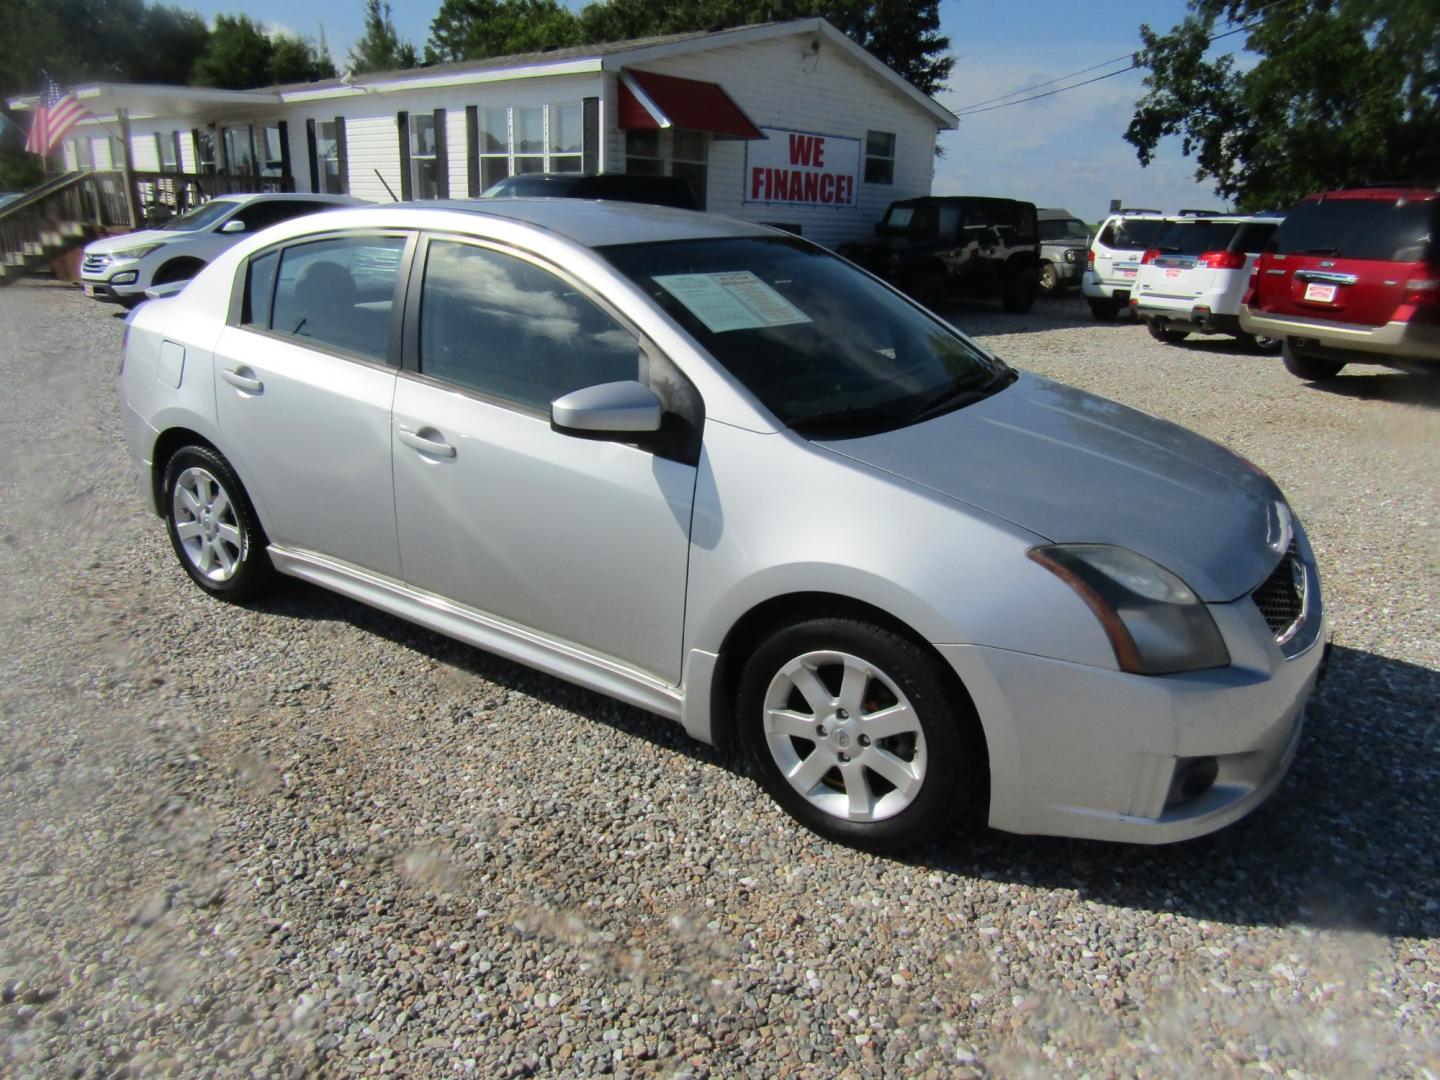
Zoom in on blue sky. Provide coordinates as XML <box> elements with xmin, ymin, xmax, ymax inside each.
<box><xmin>183</xmin><ymin>0</ymin><xmax>1223</xmax><ymax>221</ymax></box>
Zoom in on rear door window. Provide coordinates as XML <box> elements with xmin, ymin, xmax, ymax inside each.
<box><xmin>1273</xmin><ymin>198</ymin><xmax>1435</xmax><ymax>262</ymax></box>
<box><xmin>1102</xmin><ymin>218</ymin><xmax>1174</xmax><ymax>250</ymax></box>
<box><xmin>265</xmin><ymin>234</ymin><xmax>408</xmax><ymax>362</ymax></box>
<box><xmin>1154</xmin><ymin>221</ymin><xmax>1241</xmax><ymax>254</ymax></box>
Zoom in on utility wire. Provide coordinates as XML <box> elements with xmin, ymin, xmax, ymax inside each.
<box><xmin>950</xmin><ymin>0</ymin><xmax>1295</xmax><ymax>118</ymax></box>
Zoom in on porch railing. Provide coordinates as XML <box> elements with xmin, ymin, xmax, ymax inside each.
<box><xmin>0</xmin><ymin>169</ymin><xmax>294</xmax><ymax>282</ymax></box>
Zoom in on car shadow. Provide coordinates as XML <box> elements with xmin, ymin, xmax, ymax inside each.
<box><xmin>1301</xmin><ymin>368</ymin><xmax>1440</xmax><ymax>409</ymax></box>
<box><xmin>245</xmin><ymin>584</ymin><xmax>1436</xmax><ymax>940</ymax></box>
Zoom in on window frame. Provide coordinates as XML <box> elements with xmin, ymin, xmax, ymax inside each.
<box><xmin>398</xmin><ymin>230</ymin><xmax>703</xmax><ymax>461</ymax></box>
<box><xmin>864</xmin><ymin>130</ymin><xmax>896</xmax><ymax>186</ymax></box>
<box><xmin>227</xmin><ymin>228</ymin><xmax>418</xmax><ymax>372</ymax></box>
<box><xmin>477</xmin><ymin>106</ymin><xmax>511</xmax><ymax>191</ymax></box>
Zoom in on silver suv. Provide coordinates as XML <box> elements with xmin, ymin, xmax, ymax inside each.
<box><xmin>1037</xmin><ymin>209</ymin><xmax>1091</xmax><ymax>294</ymax></box>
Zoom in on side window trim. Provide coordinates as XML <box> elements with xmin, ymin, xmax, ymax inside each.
<box><xmin>401</xmin><ymin>231</ymin><xmax>704</xmax><ymax>460</ymax></box>
<box><xmin>227</xmin><ymin>229</ymin><xmax>418</xmax><ymax>370</ymax></box>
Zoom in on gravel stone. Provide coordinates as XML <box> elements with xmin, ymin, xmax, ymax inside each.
<box><xmin>0</xmin><ymin>281</ymin><xmax>1436</xmax><ymax>1076</ymax></box>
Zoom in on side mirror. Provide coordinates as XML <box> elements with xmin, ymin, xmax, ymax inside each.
<box><xmin>551</xmin><ymin>380</ymin><xmax>662</xmax><ymax>436</ymax></box>
<box><xmin>220</xmin><ymin>219</ymin><xmax>246</xmax><ymax>234</ymax></box>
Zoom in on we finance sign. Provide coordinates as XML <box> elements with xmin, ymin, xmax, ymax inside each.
<box><xmin>745</xmin><ymin>127</ymin><xmax>861</xmax><ymax>209</ymax></box>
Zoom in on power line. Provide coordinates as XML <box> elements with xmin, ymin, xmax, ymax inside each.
<box><xmin>950</xmin><ymin>0</ymin><xmax>1295</xmax><ymax>119</ymax></box>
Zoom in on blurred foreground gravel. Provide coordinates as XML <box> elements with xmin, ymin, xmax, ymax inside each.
<box><xmin>1</xmin><ymin>280</ymin><xmax>1436</xmax><ymax>1077</ymax></box>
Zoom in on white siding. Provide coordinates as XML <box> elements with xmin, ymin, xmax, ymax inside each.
<box><xmin>446</xmin><ymin>107</ymin><xmax>469</xmax><ymax>197</ymax></box>
<box><xmin>606</xmin><ymin>36</ymin><xmax>940</xmax><ymax>247</ymax></box>
<box><xmin>344</xmin><ymin>115</ymin><xmax>402</xmax><ymax>203</ymax></box>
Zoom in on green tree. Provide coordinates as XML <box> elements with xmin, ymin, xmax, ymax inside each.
<box><xmin>1127</xmin><ymin>0</ymin><xmax>1440</xmax><ymax>210</ymax></box>
<box><xmin>192</xmin><ymin>14</ymin><xmax>334</xmax><ymax>89</ymax></box>
<box><xmin>426</xmin><ymin>0</ymin><xmax>581</xmax><ymax>63</ymax></box>
<box><xmin>128</xmin><ymin>5</ymin><xmax>212</xmax><ymax>85</ymax></box>
<box><xmin>349</xmin><ymin>0</ymin><xmax>419</xmax><ymax>73</ymax></box>
<box><xmin>572</xmin><ymin>0</ymin><xmax>953</xmax><ymax>97</ymax></box>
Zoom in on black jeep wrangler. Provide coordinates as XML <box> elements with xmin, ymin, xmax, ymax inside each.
<box><xmin>839</xmin><ymin>196</ymin><xmax>1041</xmax><ymax>313</ymax></box>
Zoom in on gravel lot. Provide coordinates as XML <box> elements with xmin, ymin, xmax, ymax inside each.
<box><xmin>1</xmin><ymin>279</ymin><xmax>1436</xmax><ymax>1078</ymax></box>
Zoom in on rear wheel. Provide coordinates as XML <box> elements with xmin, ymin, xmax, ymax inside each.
<box><xmin>1088</xmin><ymin>297</ymin><xmax>1123</xmax><ymax>321</ymax></box>
<box><xmin>908</xmin><ymin>270</ymin><xmax>946</xmax><ymax>310</ymax></box>
<box><xmin>1281</xmin><ymin>338</ymin><xmax>1345</xmax><ymax>381</ymax></box>
<box><xmin>1235</xmin><ymin>331</ymin><xmax>1281</xmax><ymax>354</ymax></box>
<box><xmin>738</xmin><ymin>617</ymin><xmax>981</xmax><ymax>851</ymax></box>
<box><xmin>162</xmin><ymin>445</ymin><xmax>274</xmax><ymax>601</ymax></box>
<box><xmin>1147</xmin><ymin>320</ymin><xmax>1190</xmax><ymax>344</ymax></box>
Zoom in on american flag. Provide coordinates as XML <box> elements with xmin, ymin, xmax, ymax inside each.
<box><xmin>25</xmin><ymin>71</ymin><xmax>90</xmax><ymax>157</ymax></box>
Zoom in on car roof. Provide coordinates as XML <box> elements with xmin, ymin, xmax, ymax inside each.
<box><xmin>211</xmin><ymin>192</ymin><xmax>363</xmax><ymax>205</ymax></box>
<box><xmin>1306</xmin><ymin>185</ymin><xmax>1440</xmax><ymax>202</ymax></box>
<box><xmin>389</xmin><ymin>198</ymin><xmax>775</xmax><ymax>247</ymax></box>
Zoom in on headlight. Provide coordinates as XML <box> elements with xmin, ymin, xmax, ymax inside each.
<box><xmin>1028</xmin><ymin>544</ymin><xmax>1230</xmax><ymax>675</ymax></box>
<box><xmin>115</xmin><ymin>244</ymin><xmax>164</xmax><ymax>259</ymax></box>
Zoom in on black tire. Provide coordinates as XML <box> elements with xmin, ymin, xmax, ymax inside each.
<box><xmin>152</xmin><ymin>258</ymin><xmax>205</xmax><ymax>285</ymax></box>
<box><xmin>1147</xmin><ymin>320</ymin><xmax>1190</xmax><ymax>344</ymax></box>
<box><xmin>1088</xmin><ymin>297</ymin><xmax>1123</xmax><ymax>321</ymax></box>
<box><xmin>737</xmin><ymin>616</ymin><xmax>983</xmax><ymax>851</ymax></box>
<box><xmin>909</xmin><ymin>270</ymin><xmax>946</xmax><ymax>310</ymax></box>
<box><xmin>1001</xmin><ymin>267</ymin><xmax>1037</xmax><ymax>313</ymax></box>
<box><xmin>1281</xmin><ymin>338</ymin><xmax>1345</xmax><ymax>381</ymax></box>
<box><xmin>162</xmin><ymin>445</ymin><xmax>274</xmax><ymax>601</ymax></box>
<box><xmin>1038</xmin><ymin>262</ymin><xmax>1060</xmax><ymax>295</ymax></box>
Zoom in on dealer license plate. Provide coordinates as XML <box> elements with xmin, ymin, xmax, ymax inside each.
<box><xmin>1114</xmin><ymin>261</ymin><xmax>1138</xmax><ymax>277</ymax></box>
<box><xmin>1304</xmin><ymin>282</ymin><xmax>1337</xmax><ymax>303</ymax></box>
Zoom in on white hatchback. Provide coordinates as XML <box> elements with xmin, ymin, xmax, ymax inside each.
<box><xmin>80</xmin><ymin>192</ymin><xmax>362</xmax><ymax>305</ymax></box>
<box><xmin>1131</xmin><ymin>215</ymin><xmax>1285</xmax><ymax>350</ymax></box>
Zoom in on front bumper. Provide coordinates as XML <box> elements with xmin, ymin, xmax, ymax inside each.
<box><xmin>1240</xmin><ymin>306</ymin><xmax>1440</xmax><ymax>362</ymax></box>
<box><xmin>80</xmin><ymin>257</ymin><xmax>145</xmax><ymax>302</ymax></box>
<box><xmin>940</xmin><ymin>561</ymin><xmax>1326</xmax><ymax>843</ymax></box>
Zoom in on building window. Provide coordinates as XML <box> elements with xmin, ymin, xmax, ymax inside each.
<box><xmin>156</xmin><ymin>132</ymin><xmax>180</xmax><ymax>173</ymax></box>
<box><xmin>315</xmin><ymin>120</ymin><xmax>345</xmax><ymax>193</ymax></box>
<box><xmin>194</xmin><ymin>129</ymin><xmax>217</xmax><ymax>174</ymax></box>
<box><xmin>409</xmin><ymin>113</ymin><xmax>440</xmax><ymax>198</ymax></box>
<box><xmin>513</xmin><ymin>106</ymin><xmax>544</xmax><ymax>175</ymax></box>
<box><xmin>671</xmin><ymin>130</ymin><xmax>707</xmax><ymax>208</ymax></box>
<box><xmin>625</xmin><ymin>130</ymin><xmax>708</xmax><ymax>208</ymax></box>
<box><xmin>224</xmin><ymin>126</ymin><xmax>255</xmax><ymax>175</ymax></box>
<box><xmin>479</xmin><ymin>108</ymin><xmax>509</xmax><ymax>190</ymax></box>
<box><xmin>108</xmin><ymin>137</ymin><xmax>125</xmax><ymax>170</ymax></box>
<box><xmin>260</xmin><ymin>125</ymin><xmax>285</xmax><ymax>178</ymax></box>
<box><xmin>864</xmin><ymin>130</ymin><xmax>895</xmax><ymax>185</ymax></box>
<box><xmin>72</xmin><ymin>137</ymin><xmax>94</xmax><ymax>170</ymax></box>
<box><xmin>549</xmin><ymin>102</ymin><xmax>582</xmax><ymax>174</ymax></box>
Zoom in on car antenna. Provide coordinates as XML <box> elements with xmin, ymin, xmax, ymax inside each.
<box><xmin>374</xmin><ymin>169</ymin><xmax>399</xmax><ymax>202</ymax></box>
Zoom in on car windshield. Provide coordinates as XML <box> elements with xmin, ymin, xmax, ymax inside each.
<box><xmin>159</xmin><ymin>200</ymin><xmax>239</xmax><ymax>231</ymax></box>
<box><xmin>1040</xmin><ymin>218</ymin><xmax>1090</xmax><ymax>242</ymax></box>
<box><xmin>1153</xmin><ymin>221</ymin><xmax>1242</xmax><ymax>254</ymax></box>
<box><xmin>1272</xmin><ymin>197</ymin><xmax>1436</xmax><ymax>262</ymax></box>
<box><xmin>877</xmin><ymin>204</ymin><xmax>936</xmax><ymax>236</ymax></box>
<box><xmin>601</xmin><ymin>236</ymin><xmax>1014</xmax><ymax>436</ymax></box>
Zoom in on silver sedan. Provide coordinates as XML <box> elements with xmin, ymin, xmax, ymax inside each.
<box><xmin>118</xmin><ymin>200</ymin><xmax>1326</xmax><ymax>850</ymax></box>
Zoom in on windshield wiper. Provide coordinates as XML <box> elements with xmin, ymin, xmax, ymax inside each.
<box><xmin>909</xmin><ymin>369</ymin><xmax>1017</xmax><ymax>424</ymax></box>
<box><xmin>789</xmin><ymin>404</ymin><xmax>910</xmax><ymax>437</ymax></box>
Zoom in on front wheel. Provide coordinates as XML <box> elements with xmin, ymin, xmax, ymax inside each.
<box><xmin>1281</xmin><ymin>338</ymin><xmax>1345</xmax><ymax>381</ymax></box>
<box><xmin>737</xmin><ymin>617</ymin><xmax>981</xmax><ymax>851</ymax></box>
<box><xmin>1147</xmin><ymin>320</ymin><xmax>1190</xmax><ymax>344</ymax></box>
<box><xmin>1038</xmin><ymin>262</ymin><xmax>1060</xmax><ymax>295</ymax></box>
<box><xmin>163</xmin><ymin>445</ymin><xmax>274</xmax><ymax>600</ymax></box>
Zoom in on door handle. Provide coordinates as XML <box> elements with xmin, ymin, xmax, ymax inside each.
<box><xmin>398</xmin><ymin>427</ymin><xmax>457</xmax><ymax>459</ymax></box>
<box><xmin>221</xmin><ymin>367</ymin><xmax>263</xmax><ymax>393</ymax></box>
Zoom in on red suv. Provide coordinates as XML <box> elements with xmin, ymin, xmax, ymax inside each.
<box><xmin>1240</xmin><ymin>185</ymin><xmax>1440</xmax><ymax>379</ymax></box>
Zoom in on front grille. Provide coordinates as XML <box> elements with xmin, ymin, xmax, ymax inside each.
<box><xmin>82</xmin><ymin>253</ymin><xmax>111</xmax><ymax>273</ymax></box>
<box><xmin>1252</xmin><ymin>540</ymin><xmax>1305</xmax><ymax>639</ymax></box>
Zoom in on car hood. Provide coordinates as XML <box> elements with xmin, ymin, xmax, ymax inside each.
<box><xmin>85</xmin><ymin>228</ymin><xmax>178</xmax><ymax>255</ymax></box>
<box><xmin>816</xmin><ymin>373</ymin><xmax>1284</xmax><ymax>601</ymax></box>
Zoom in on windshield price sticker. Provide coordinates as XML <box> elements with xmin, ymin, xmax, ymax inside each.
<box><xmin>654</xmin><ymin>271</ymin><xmax>812</xmax><ymax>333</ymax></box>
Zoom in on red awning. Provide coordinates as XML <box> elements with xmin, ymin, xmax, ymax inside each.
<box><xmin>618</xmin><ymin>69</ymin><xmax>764</xmax><ymax>140</ymax></box>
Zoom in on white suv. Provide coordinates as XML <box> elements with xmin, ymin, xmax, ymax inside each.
<box><xmin>80</xmin><ymin>192</ymin><xmax>361</xmax><ymax>305</ymax></box>
<box><xmin>1130</xmin><ymin>214</ymin><xmax>1285</xmax><ymax>350</ymax></box>
<box><xmin>1082</xmin><ymin>211</ymin><xmax>1177</xmax><ymax>320</ymax></box>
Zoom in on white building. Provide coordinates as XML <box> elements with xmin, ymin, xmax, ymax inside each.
<box><xmin>35</xmin><ymin>18</ymin><xmax>957</xmax><ymax>248</ymax></box>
